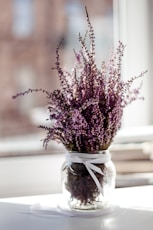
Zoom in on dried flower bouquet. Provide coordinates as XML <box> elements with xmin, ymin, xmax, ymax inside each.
<box><xmin>13</xmin><ymin>8</ymin><xmax>147</xmax><ymax>207</ymax></box>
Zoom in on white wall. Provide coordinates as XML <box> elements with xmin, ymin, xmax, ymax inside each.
<box><xmin>0</xmin><ymin>154</ymin><xmax>65</xmax><ymax>198</ymax></box>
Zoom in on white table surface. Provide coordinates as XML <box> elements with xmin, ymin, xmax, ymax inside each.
<box><xmin>0</xmin><ymin>186</ymin><xmax>153</xmax><ymax>230</ymax></box>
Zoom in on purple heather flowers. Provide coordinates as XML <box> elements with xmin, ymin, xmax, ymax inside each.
<box><xmin>13</xmin><ymin>8</ymin><xmax>147</xmax><ymax>153</ymax></box>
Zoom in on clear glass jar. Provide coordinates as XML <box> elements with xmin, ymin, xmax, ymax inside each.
<box><xmin>61</xmin><ymin>152</ymin><xmax>116</xmax><ymax>210</ymax></box>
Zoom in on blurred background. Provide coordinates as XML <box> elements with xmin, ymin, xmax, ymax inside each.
<box><xmin>0</xmin><ymin>0</ymin><xmax>113</xmax><ymax>139</ymax></box>
<box><xmin>0</xmin><ymin>0</ymin><xmax>153</xmax><ymax>197</ymax></box>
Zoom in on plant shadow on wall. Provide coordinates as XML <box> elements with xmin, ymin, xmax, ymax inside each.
<box><xmin>12</xmin><ymin>7</ymin><xmax>147</xmax><ymax>210</ymax></box>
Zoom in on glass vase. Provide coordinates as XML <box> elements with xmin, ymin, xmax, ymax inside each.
<box><xmin>61</xmin><ymin>151</ymin><xmax>116</xmax><ymax>210</ymax></box>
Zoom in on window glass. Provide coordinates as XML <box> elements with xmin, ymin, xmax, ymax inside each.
<box><xmin>12</xmin><ymin>0</ymin><xmax>34</xmax><ymax>38</ymax></box>
<box><xmin>0</xmin><ymin>0</ymin><xmax>114</xmax><ymax>157</ymax></box>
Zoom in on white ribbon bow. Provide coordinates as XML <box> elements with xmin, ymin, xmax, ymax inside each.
<box><xmin>65</xmin><ymin>151</ymin><xmax>111</xmax><ymax>194</ymax></box>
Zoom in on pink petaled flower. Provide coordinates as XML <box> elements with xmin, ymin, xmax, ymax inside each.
<box><xmin>13</xmin><ymin>7</ymin><xmax>147</xmax><ymax>153</ymax></box>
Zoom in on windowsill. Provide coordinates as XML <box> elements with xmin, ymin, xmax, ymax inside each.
<box><xmin>0</xmin><ymin>133</ymin><xmax>66</xmax><ymax>157</ymax></box>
